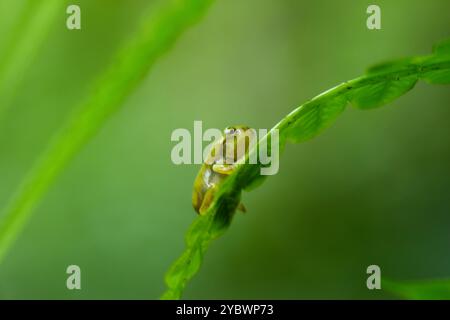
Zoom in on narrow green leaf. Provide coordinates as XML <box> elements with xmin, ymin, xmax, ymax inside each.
<box><xmin>0</xmin><ymin>0</ymin><xmax>214</xmax><ymax>264</ymax></box>
<box><xmin>384</xmin><ymin>278</ymin><xmax>450</xmax><ymax>300</ymax></box>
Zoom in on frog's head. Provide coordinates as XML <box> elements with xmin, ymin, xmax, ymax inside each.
<box><xmin>223</xmin><ymin>125</ymin><xmax>256</xmax><ymax>163</ymax></box>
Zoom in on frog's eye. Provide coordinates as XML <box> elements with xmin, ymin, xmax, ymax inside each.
<box><xmin>225</xmin><ymin>127</ymin><xmax>236</xmax><ymax>135</ymax></box>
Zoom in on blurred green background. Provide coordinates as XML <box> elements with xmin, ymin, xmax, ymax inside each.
<box><xmin>0</xmin><ymin>0</ymin><xmax>449</xmax><ymax>299</ymax></box>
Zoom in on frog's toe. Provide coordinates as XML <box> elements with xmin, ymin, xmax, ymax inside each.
<box><xmin>237</xmin><ymin>202</ymin><xmax>247</xmax><ymax>213</ymax></box>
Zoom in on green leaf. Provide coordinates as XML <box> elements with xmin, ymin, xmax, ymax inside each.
<box><xmin>347</xmin><ymin>75</ymin><xmax>418</xmax><ymax>109</ymax></box>
<box><xmin>0</xmin><ymin>0</ymin><xmax>214</xmax><ymax>264</ymax></box>
<box><xmin>384</xmin><ymin>278</ymin><xmax>450</xmax><ymax>300</ymax></box>
<box><xmin>366</xmin><ymin>57</ymin><xmax>418</xmax><ymax>75</ymax></box>
<box><xmin>419</xmin><ymin>37</ymin><xmax>450</xmax><ymax>84</ymax></box>
<box><xmin>162</xmin><ymin>37</ymin><xmax>450</xmax><ymax>299</ymax></box>
<box><xmin>284</xmin><ymin>94</ymin><xmax>347</xmax><ymax>143</ymax></box>
<box><xmin>162</xmin><ymin>187</ymin><xmax>240</xmax><ymax>300</ymax></box>
<box><xmin>419</xmin><ymin>55</ymin><xmax>450</xmax><ymax>84</ymax></box>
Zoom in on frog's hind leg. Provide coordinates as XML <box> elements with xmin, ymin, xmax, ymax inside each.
<box><xmin>199</xmin><ymin>186</ymin><xmax>246</xmax><ymax>215</ymax></box>
<box><xmin>199</xmin><ymin>186</ymin><xmax>217</xmax><ymax>215</ymax></box>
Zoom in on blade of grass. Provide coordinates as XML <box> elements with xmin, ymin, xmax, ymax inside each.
<box><xmin>0</xmin><ymin>0</ymin><xmax>214</xmax><ymax>263</ymax></box>
<box><xmin>0</xmin><ymin>0</ymin><xmax>65</xmax><ymax>121</ymax></box>
<box><xmin>384</xmin><ymin>278</ymin><xmax>450</xmax><ymax>299</ymax></box>
<box><xmin>162</xmin><ymin>38</ymin><xmax>450</xmax><ymax>299</ymax></box>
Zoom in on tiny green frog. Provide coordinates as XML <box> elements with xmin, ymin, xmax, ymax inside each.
<box><xmin>192</xmin><ymin>125</ymin><xmax>255</xmax><ymax>215</ymax></box>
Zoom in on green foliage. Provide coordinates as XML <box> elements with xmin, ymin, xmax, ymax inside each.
<box><xmin>384</xmin><ymin>278</ymin><xmax>450</xmax><ymax>299</ymax></box>
<box><xmin>0</xmin><ymin>0</ymin><xmax>214</xmax><ymax>263</ymax></box>
<box><xmin>284</xmin><ymin>95</ymin><xmax>347</xmax><ymax>143</ymax></box>
<box><xmin>347</xmin><ymin>75</ymin><xmax>418</xmax><ymax>109</ymax></box>
<box><xmin>162</xmin><ymin>189</ymin><xmax>240</xmax><ymax>299</ymax></box>
<box><xmin>162</xmin><ymin>38</ymin><xmax>450</xmax><ymax>299</ymax></box>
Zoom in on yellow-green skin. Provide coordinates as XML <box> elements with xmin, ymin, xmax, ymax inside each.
<box><xmin>192</xmin><ymin>125</ymin><xmax>253</xmax><ymax>215</ymax></box>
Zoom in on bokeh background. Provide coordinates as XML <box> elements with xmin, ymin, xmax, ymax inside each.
<box><xmin>0</xmin><ymin>0</ymin><xmax>449</xmax><ymax>299</ymax></box>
